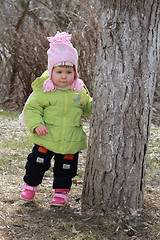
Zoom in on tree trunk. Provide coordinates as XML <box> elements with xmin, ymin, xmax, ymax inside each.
<box><xmin>82</xmin><ymin>0</ymin><xmax>160</xmax><ymax>214</ymax></box>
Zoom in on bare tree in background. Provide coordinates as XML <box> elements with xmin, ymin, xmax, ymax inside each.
<box><xmin>0</xmin><ymin>0</ymin><xmax>50</xmax><ymax>107</ymax></box>
<box><xmin>8</xmin><ymin>1</ymin><xmax>30</xmax><ymax>97</ymax></box>
<box><xmin>82</xmin><ymin>0</ymin><xmax>160</xmax><ymax>214</ymax></box>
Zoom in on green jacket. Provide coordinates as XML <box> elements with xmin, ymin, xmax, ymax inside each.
<box><xmin>24</xmin><ymin>71</ymin><xmax>92</xmax><ymax>154</ymax></box>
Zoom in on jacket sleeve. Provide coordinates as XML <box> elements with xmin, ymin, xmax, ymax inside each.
<box><xmin>82</xmin><ymin>85</ymin><xmax>92</xmax><ymax>116</ymax></box>
<box><xmin>24</xmin><ymin>91</ymin><xmax>45</xmax><ymax>132</ymax></box>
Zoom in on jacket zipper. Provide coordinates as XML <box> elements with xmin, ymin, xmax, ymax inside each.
<box><xmin>59</xmin><ymin>91</ymin><xmax>68</xmax><ymax>153</ymax></box>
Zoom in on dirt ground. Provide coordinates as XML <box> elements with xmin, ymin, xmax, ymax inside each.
<box><xmin>0</xmin><ymin>113</ymin><xmax>160</xmax><ymax>240</ymax></box>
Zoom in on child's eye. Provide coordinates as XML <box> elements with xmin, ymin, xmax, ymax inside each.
<box><xmin>57</xmin><ymin>71</ymin><xmax>62</xmax><ymax>74</ymax></box>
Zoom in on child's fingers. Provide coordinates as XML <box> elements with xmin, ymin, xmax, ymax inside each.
<box><xmin>35</xmin><ymin>125</ymin><xmax>48</xmax><ymax>136</ymax></box>
<box><xmin>35</xmin><ymin>127</ymin><xmax>42</xmax><ymax>136</ymax></box>
<box><xmin>43</xmin><ymin>126</ymin><xmax>48</xmax><ymax>135</ymax></box>
<box><xmin>40</xmin><ymin>126</ymin><xmax>48</xmax><ymax>136</ymax></box>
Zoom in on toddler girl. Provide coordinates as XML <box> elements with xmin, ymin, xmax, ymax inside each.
<box><xmin>20</xmin><ymin>32</ymin><xmax>92</xmax><ymax>206</ymax></box>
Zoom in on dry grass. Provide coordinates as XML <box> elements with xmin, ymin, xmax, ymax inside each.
<box><xmin>0</xmin><ymin>112</ymin><xmax>160</xmax><ymax>240</ymax></box>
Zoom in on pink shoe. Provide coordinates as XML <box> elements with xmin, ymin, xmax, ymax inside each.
<box><xmin>51</xmin><ymin>189</ymin><xmax>69</xmax><ymax>206</ymax></box>
<box><xmin>21</xmin><ymin>184</ymin><xmax>37</xmax><ymax>201</ymax></box>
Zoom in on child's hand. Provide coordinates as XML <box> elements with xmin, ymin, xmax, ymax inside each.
<box><xmin>35</xmin><ymin>125</ymin><xmax>48</xmax><ymax>136</ymax></box>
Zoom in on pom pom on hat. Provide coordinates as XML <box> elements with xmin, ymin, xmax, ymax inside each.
<box><xmin>47</xmin><ymin>32</ymin><xmax>72</xmax><ymax>46</ymax></box>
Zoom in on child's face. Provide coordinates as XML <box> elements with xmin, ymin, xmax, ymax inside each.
<box><xmin>51</xmin><ymin>66</ymin><xmax>75</xmax><ymax>88</ymax></box>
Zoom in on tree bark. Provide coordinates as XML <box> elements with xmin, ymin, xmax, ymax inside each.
<box><xmin>82</xmin><ymin>0</ymin><xmax>160</xmax><ymax>214</ymax></box>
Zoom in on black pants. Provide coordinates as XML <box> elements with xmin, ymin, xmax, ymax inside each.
<box><xmin>23</xmin><ymin>145</ymin><xmax>79</xmax><ymax>190</ymax></box>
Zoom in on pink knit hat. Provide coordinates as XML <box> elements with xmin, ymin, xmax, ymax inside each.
<box><xmin>43</xmin><ymin>32</ymin><xmax>84</xmax><ymax>92</ymax></box>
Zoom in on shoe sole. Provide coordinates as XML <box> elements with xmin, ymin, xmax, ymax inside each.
<box><xmin>20</xmin><ymin>195</ymin><xmax>35</xmax><ymax>201</ymax></box>
<box><xmin>50</xmin><ymin>203</ymin><xmax>66</xmax><ymax>206</ymax></box>
<box><xmin>50</xmin><ymin>201</ymin><xmax>67</xmax><ymax>206</ymax></box>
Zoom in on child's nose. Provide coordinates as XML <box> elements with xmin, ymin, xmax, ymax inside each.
<box><xmin>62</xmin><ymin>73</ymin><xmax>67</xmax><ymax>78</ymax></box>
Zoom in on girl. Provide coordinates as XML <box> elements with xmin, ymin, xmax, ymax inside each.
<box><xmin>20</xmin><ymin>32</ymin><xmax>92</xmax><ymax>206</ymax></box>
